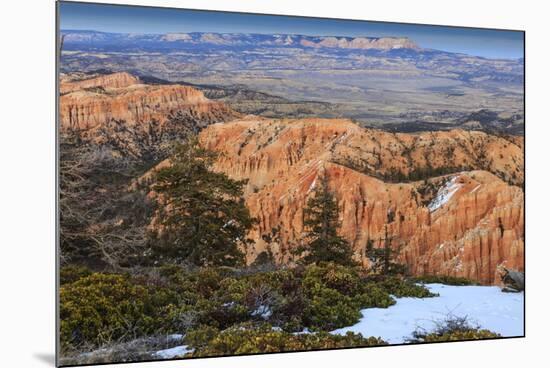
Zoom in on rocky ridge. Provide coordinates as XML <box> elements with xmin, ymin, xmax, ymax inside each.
<box><xmin>59</xmin><ymin>72</ymin><xmax>240</xmax><ymax>159</ymax></box>
<box><xmin>60</xmin><ymin>72</ymin><xmax>239</xmax><ymax>132</ymax></box>
<box><xmin>198</xmin><ymin>118</ymin><xmax>524</xmax><ymax>284</ymax></box>
<box><xmin>63</xmin><ymin>30</ymin><xmax>420</xmax><ymax>51</ymax></box>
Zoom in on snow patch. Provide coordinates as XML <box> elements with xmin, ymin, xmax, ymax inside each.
<box><xmin>252</xmin><ymin>304</ymin><xmax>273</xmax><ymax>319</ymax></box>
<box><xmin>152</xmin><ymin>334</ymin><xmax>193</xmax><ymax>359</ymax></box>
<box><xmin>307</xmin><ymin>177</ymin><xmax>317</xmax><ymax>193</ymax></box>
<box><xmin>332</xmin><ymin>283</ymin><xmax>523</xmax><ymax>344</ymax></box>
<box><xmin>222</xmin><ymin>220</ymin><xmax>236</xmax><ymax>229</ymax></box>
<box><xmin>167</xmin><ymin>334</ymin><xmax>183</xmax><ymax>341</ymax></box>
<box><xmin>428</xmin><ymin>177</ymin><xmax>462</xmax><ymax>212</ymax></box>
<box><xmin>154</xmin><ymin>345</ymin><xmax>192</xmax><ymax>359</ymax></box>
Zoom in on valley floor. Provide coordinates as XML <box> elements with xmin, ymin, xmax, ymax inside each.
<box><xmin>332</xmin><ymin>283</ymin><xmax>524</xmax><ymax>344</ymax></box>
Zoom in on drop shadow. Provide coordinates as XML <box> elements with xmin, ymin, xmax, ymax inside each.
<box><xmin>34</xmin><ymin>353</ymin><xmax>56</xmax><ymax>366</ymax></box>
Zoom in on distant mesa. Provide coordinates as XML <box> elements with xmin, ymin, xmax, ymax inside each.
<box><xmin>161</xmin><ymin>32</ymin><xmax>193</xmax><ymax>42</ymax></box>
<box><xmin>61</xmin><ymin>30</ymin><xmax>420</xmax><ymax>51</ymax></box>
<box><xmin>158</xmin><ymin>32</ymin><xmax>420</xmax><ymax>50</ymax></box>
<box><xmin>299</xmin><ymin>36</ymin><xmax>419</xmax><ymax>50</ymax></box>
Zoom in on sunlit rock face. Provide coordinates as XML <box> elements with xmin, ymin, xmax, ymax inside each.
<box><xmin>199</xmin><ymin>117</ymin><xmax>524</xmax><ymax>284</ymax></box>
<box><xmin>59</xmin><ymin>72</ymin><xmax>239</xmax><ymax>132</ymax></box>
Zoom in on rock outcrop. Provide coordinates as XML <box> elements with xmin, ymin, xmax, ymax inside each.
<box><xmin>59</xmin><ymin>72</ymin><xmax>240</xmax><ymax>132</ymax></box>
<box><xmin>60</xmin><ymin>72</ymin><xmax>140</xmax><ymax>94</ymax></box>
<box><xmin>198</xmin><ymin>117</ymin><xmax>524</xmax><ymax>284</ymax></box>
<box><xmin>59</xmin><ymin>72</ymin><xmax>241</xmax><ymax>159</ymax></box>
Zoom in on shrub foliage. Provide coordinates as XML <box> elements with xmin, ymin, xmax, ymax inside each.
<box><xmin>407</xmin><ymin>314</ymin><xmax>501</xmax><ymax>343</ymax></box>
<box><xmin>411</xmin><ymin>275</ymin><xmax>479</xmax><ymax>286</ymax></box>
<box><xmin>59</xmin><ymin>263</ymin><xmax>436</xmax><ymax>353</ymax></box>
<box><xmin>185</xmin><ymin>323</ymin><xmax>387</xmax><ymax>357</ymax></box>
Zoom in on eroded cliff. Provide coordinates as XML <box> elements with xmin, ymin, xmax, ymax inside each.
<box><xmin>199</xmin><ymin>118</ymin><xmax>524</xmax><ymax>284</ymax></box>
<box><xmin>60</xmin><ymin>72</ymin><xmax>239</xmax><ymax>132</ymax></box>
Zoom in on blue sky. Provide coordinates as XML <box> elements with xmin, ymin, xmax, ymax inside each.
<box><xmin>59</xmin><ymin>1</ymin><xmax>524</xmax><ymax>59</ymax></box>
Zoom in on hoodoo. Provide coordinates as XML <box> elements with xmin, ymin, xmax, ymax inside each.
<box><xmin>198</xmin><ymin>117</ymin><xmax>524</xmax><ymax>284</ymax></box>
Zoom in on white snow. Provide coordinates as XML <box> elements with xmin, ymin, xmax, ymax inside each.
<box><xmin>167</xmin><ymin>334</ymin><xmax>183</xmax><ymax>341</ymax></box>
<box><xmin>154</xmin><ymin>345</ymin><xmax>192</xmax><ymax>359</ymax></box>
<box><xmin>428</xmin><ymin>177</ymin><xmax>462</xmax><ymax>212</ymax></box>
<box><xmin>152</xmin><ymin>334</ymin><xmax>193</xmax><ymax>359</ymax></box>
<box><xmin>307</xmin><ymin>177</ymin><xmax>317</xmax><ymax>193</ymax></box>
<box><xmin>332</xmin><ymin>283</ymin><xmax>523</xmax><ymax>344</ymax></box>
<box><xmin>222</xmin><ymin>220</ymin><xmax>236</xmax><ymax>229</ymax></box>
<box><xmin>252</xmin><ymin>304</ymin><xmax>273</xmax><ymax>319</ymax></box>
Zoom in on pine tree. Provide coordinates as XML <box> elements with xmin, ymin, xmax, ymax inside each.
<box><xmin>296</xmin><ymin>173</ymin><xmax>356</xmax><ymax>266</ymax></box>
<box><xmin>365</xmin><ymin>225</ymin><xmax>407</xmax><ymax>275</ymax></box>
<box><xmin>151</xmin><ymin>137</ymin><xmax>255</xmax><ymax>267</ymax></box>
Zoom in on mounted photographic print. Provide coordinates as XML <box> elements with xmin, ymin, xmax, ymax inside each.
<box><xmin>57</xmin><ymin>1</ymin><xmax>525</xmax><ymax>366</ymax></box>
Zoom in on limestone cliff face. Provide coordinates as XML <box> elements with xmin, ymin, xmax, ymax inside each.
<box><xmin>199</xmin><ymin>118</ymin><xmax>524</xmax><ymax>284</ymax></box>
<box><xmin>59</xmin><ymin>72</ymin><xmax>239</xmax><ymax>132</ymax></box>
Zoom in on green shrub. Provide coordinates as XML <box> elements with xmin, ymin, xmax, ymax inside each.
<box><xmin>374</xmin><ymin>276</ymin><xmax>438</xmax><ymax>298</ymax></box>
<box><xmin>184</xmin><ymin>325</ymin><xmax>220</xmax><ymax>350</ymax></box>
<box><xmin>408</xmin><ymin>315</ymin><xmax>500</xmax><ymax>343</ymax></box>
<box><xmin>414</xmin><ymin>329</ymin><xmax>501</xmax><ymax>342</ymax></box>
<box><xmin>185</xmin><ymin>323</ymin><xmax>386</xmax><ymax>357</ymax></box>
<box><xmin>194</xmin><ymin>297</ymin><xmax>250</xmax><ymax>330</ymax></box>
<box><xmin>303</xmin><ymin>286</ymin><xmax>363</xmax><ymax>331</ymax></box>
<box><xmin>299</xmin><ymin>264</ymin><xmax>422</xmax><ymax>330</ymax></box>
<box><xmin>411</xmin><ymin>275</ymin><xmax>479</xmax><ymax>286</ymax></box>
<box><xmin>194</xmin><ymin>267</ymin><xmax>228</xmax><ymax>298</ymax></box>
<box><xmin>59</xmin><ymin>264</ymin><xmax>438</xmax><ymax>354</ymax></box>
<box><xmin>302</xmin><ymin>263</ymin><xmax>364</xmax><ymax>296</ymax></box>
<box><xmin>60</xmin><ymin>273</ymin><xmax>164</xmax><ymax>351</ymax></box>
<box><xmin>59</xmin><ymin>265</ymin><xmax>92</xmax><ymax>285</ymax></box>
<box><xmin>352</xmin><ymin>284</ymin><xmax>396</xmax><ymax>309</ymax></box>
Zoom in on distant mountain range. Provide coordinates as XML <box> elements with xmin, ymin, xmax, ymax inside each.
<box><xmin>61</xmin><ymin>30</ymin><xmax>420</xmax><ymax>51</ymax></box>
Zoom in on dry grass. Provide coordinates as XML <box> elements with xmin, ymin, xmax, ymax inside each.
<box><xmin>59</xmin><ymin>334</ymin><xmax>185</xmax><ymax>365</ymax></box>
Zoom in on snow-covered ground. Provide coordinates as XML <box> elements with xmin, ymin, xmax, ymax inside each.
<box><xmin>332</xmin><ymin>283</ymin><xmax>524</xmax><ymax>344</ymax></box>
<box><xmin>152</xmin><ymin>334</ymin><xmax>192</xmax><ymax>359</ymax></box>
<box><xmin>153</xmin><ymin>345</ymin><xmax>192</xmax><ymax>359</ymax></box>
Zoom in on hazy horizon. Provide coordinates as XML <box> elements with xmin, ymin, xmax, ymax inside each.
<box><xmin>59</xmin><ymin>1</ymin><xmax>524</xmax><ymax>59</ymax></box>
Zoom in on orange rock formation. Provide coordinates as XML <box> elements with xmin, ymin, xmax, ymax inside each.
<box><xmin>199</xmin><ymin>118</ymin><xmax>524</xmax><ymax>284</ymax></box>
<box><xmin>59</xmin><ymin>72</ymin><xmax>239</xmax><ymax>132</ymax></box>
<box><xmin>63</xmin><ymin>73</ymin><xmax>524</xmax><ymax>285</ymax></box>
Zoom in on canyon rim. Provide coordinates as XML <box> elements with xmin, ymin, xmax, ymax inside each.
<box><xmin>57</xmin><ymin>2</ymin><xmax>525</xmax><ymax>366</ymax></box>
